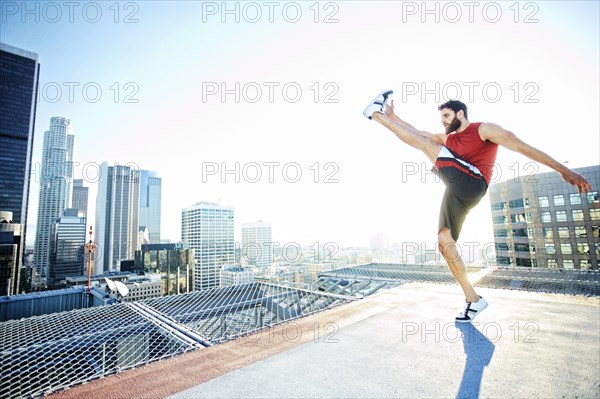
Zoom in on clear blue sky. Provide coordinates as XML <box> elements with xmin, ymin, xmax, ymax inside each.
<box><xmin>2</xmin><ymin>1</ymin><xmax>598</xmax><ymax>253</ymax></box>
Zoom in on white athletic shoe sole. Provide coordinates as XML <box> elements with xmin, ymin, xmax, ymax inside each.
<box><xmin>455</xmin><ymin>296</ymin><xmax>488</xmax><ymax>323</ymax></box>
<box><xmin>363</xmin><ymin>89</ymin><xmax>393</xmax><ymax>119</ymax></box>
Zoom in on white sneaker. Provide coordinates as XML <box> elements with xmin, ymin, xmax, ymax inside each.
<box><xmin>362</xmin><ymin>89</ymin><xmax>393</xmax><ymax>119</ymax></box>
<box><xmin>455</xmin><ymin>296</ymin><xmax>488</xmax><ymax>323</ymax></box>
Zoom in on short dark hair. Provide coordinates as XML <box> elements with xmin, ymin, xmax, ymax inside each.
<box><xmin>438</xmin><ymin>100</ymin><xmax>468</xmax><ymax>119</ymax></box>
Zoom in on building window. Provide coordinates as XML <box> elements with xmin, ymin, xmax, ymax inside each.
<box><xmin>492</xmin><ymin>202</ymin><xmax>506</xmax><ymax>211</ymax></box>
<box><xmin>575</xmin><ymin>226</ymin><xmax>587</xmax><ymax>237</ymax></box>
<box><xmin>572</xmin><ymin>210</ymin><xmax>584</xmax><ymax>221</ymax></box>
<box><xmin>553</xmin><ymin>195</ymin><xmax>565</xmax><ymax>206</ymax></box>
<box><xmin>593</xmin><ymin>226</ymin><xmax>600</xmax><ymax>238</ymax></box>
<box><xmin>516</xmin><ymin>258</ymin><xmax>533</xmax><ymax>267</ymax></box>
<box><xmin>541</xmin><ymin>212</ymin><xmax>551</xmax><ymax>223</ymax></box>
<box><xmin>556</xmin><ymin>211</ymin><xmax>567</xmax><ymax>222</ymax></box>
<box><xmin>547</xmin><ymin>259</ymin><xmax>557</xmax><ymax>268</ymax></box>
<box><xmin>493</xmin><ymin>216</ymin><xmax>507</xmax><ymax>224</ymax></box>
<box><xmin>538</xmin><ymin>196</ymin><xmax>549</xmax><ymax>207</ymax></box>
<box><xmin>570</xmin><ymin>193</ymin><xmax>582</xmax><ymax>205</ymax></box>
<box><xmin>543</xmin><ymin>228</ymin><xmax>553</xmax><ymax>239</ymax></box>
<box><xmin>590</xmin><ymin>209</ymin><xmax>600</xmax><ymax>220</ymax></box>
<box><xmin>513</xmin><ymin>229</ymin><xmax>528</xmax><ymax>238</ymax></box>
<box><xmin>545</xmin><ymin>244</ymin><xmax>556</xmax><ymax>254</ymax></box>
<box><xmin>509</xmin><ymin>199</ymin><xmax>527</xmax><ymax>209</ymax></box>
<box><xmin>515</xmin><ymin>243</ymin><xmax>529</xmax><ymax>252</ymax></box>
<box><xmin>495</xmin><ymin>243</ymin><xmax>510</xmax><ymax>251</ymax></box>
<box><xmin>497</xmin><ymin>257</ymin><xmax>511</xmax><ymax>266</ymax></box>
<box><xmin>557</xmin><ymin>227</ymin><xmax>570</xmax><ymax>239</ymax></box>
<box><xmin>514</xmin><ymin>243</ymin><xmax>535</xmax><ymax>253</ymax></box>
<box><xmin>577</xmin><ymin>243</ymin><xmax>590</xmax><ymax>255</ymax></box>
<box><xmin>587</xmin><ymin>191</ymin><xmax>599</xmax><ymax>204</ymax></box>
<box><xmin>563</xmin><ymin>260</ymin><xmax>574</xmax><ymax>269</ymax></box>
<box><xmin>580</xmin><ymin>260</ymin><xmax>592</xmax><ymax>270</ymax></box>
<box><xmin>495</xmin><ymin>229</ymin><xmax>509</xmax><ymax>238</ymax></box>
<box><xmin>527</xmin><ymin>228</ymin><xmax>534</xmax><ymax>238</ymax></box>
<box><xmin>511</xmin><ymin>214</ymin><xmax>525</xmax><ymax>223</ymax></box>
<box><xmin>510</xmin><ymin>213</ymin><xmax>532</xmax><ymax>223</ymax></box>
<box><xmin>560</xmin><ymin>243</ymin><xmax>573</xmax><ymax>255</ymax></box>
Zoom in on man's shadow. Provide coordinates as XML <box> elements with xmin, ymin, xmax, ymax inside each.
<box><xmin>454</xmin><ymin>322</ymin><xmax>496</xmax><ymax>399</ymax></box>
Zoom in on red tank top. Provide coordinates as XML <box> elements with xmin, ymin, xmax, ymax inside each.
<box><xmin>445</xmin><ymin>122</ymin><xmax>498</xmax><ymax>184</ymax></box>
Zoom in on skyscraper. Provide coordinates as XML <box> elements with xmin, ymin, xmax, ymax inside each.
<box><xmin>0</xmin><ymin>43</ymin><xmax>40</xmax><ymax>226</ymax></box>
<box><xmin>95</xmin><ymin>163</ymin><xmax>140</xmax><ymax>275</ymax></box>
<box><xmin>241</xmin><ymin>221</ymin><xmax>272</xmax><ymax>269</ymax></box>
<box><xmin>139</xmin><ymin>170</ymin><xmax>161</xmax><ymax>244</ymax></box>
<box><xmin>181</xmin><ymin>202</ymin><xmax>234</xmax><ymax>290</ymax></box>
<box><xmin>48</xmin><ymin>209</ymin><xmax>86</xmax><ymax>289</ymax></box>
<box><xmin>34</xmin><ymin>117</ymin><xmax>74</xmax><ymax>287</ymax></box>
<box><xmin>72</xmin><ymin>179</ymin><xmax>89</xmax><ymax>217</ymax></box>
<box><xmin>489</xmin><ymin>165</ymin><xmax>599</xmax><ymax>269</ymax></box>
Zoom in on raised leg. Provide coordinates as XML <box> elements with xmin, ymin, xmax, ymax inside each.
<box><xmin>372</xmin><ymin>112</ymin><xmax>442</xmax><ymax>165</ymax></box>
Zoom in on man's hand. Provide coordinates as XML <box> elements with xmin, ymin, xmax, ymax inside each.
<box><xmin>560</xmin><ymin>169</ymin><xmax>592</xmax><ymax>193</ymax></box>
<box><xmin>384</xmin><ymin>99</ymin><xmax>396</xmax><ymax>119</ymax></box>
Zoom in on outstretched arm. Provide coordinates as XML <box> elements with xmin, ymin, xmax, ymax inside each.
<box><xmin>384</xmin><ymin>99</ymin><xmax>447</xmax><ymax>145</ymax></box>
<box><xmin>479</xmin><ymin>123</ymin><xmax>592</xmax><ymax>193</ymax></box>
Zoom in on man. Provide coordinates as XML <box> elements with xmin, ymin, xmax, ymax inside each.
<box><xmin>363</xmin><ymin>90</ymin><xmax>592</xmax><ymax>322</ymax></box>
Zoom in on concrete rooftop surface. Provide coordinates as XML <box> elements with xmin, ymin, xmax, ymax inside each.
<box><xmin>51</xmin><ymin>283</ymin><xmax>600</xmax><ymax>399</ymax></box>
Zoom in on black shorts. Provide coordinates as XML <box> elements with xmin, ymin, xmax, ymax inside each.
<box><xmin>435</xmin><ymin>147</ymin><xmax>488</xmax><ymax>241</ymax></box>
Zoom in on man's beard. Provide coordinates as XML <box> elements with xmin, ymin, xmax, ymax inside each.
<box><xmin>445</xmin><ymin>116</ymin><xmax>462</xmax><ymax>134</ymax></box>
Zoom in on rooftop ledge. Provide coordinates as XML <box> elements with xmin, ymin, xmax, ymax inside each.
<box><xmin>51</xmin><ymin>282</ymin><xmax>599</xmax><ymax>399</ymax></box>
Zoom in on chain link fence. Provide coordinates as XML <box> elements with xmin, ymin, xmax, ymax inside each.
<box><xmin>0</xmin><ymin>282</ymin><xmax>355</xmax><ymax>399</ymax></box>
<box><xmin>316</xmin><ymin>263</ymin><xmax>600</xmax><ymax>297</ymax></box>
<box><xmin>475</xmin><ymin>267</ymin><xmax>600</xmax><ymax>296</ymax></box>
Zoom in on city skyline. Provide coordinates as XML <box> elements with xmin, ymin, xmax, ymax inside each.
<box><xmin>1</xmin><ymin>1</ymin><xmax>598</xmax><ymax>250</ymax></box>
<box><xmin>1</xmin><ymin>4</ymin><xmax>598</xmax><ymax>398</ymax></box>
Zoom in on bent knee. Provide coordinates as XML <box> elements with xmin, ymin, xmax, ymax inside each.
<box><xmin>438</xmin><ymin>228</ymin><xmax>454</xmax><ymax>249</ymax></box>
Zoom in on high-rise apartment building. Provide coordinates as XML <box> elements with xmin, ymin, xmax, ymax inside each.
<box><xmin>139</xmin><ymin>170</ymin><xmax>161</xmax><ymax>244</ymax></box>
<box><xmin>241</xmin><ymin>221</ymin><xmax>272</xmax><ymax>269</ymax></box>
<box><xmin>34</xmin><ymin>117</ymin><xmax>74</xmax><ymax>286</ymax></box>
<box><xmin>0</xmin><ymin>43</ymin><xmax>40</xmax><ymax>226</ymax></box>
<box><xmin>48</xmin><ymin>209</ymin><xmax>86</xmax><ymax>289</ymax></box>
<box><xmin>181</xmin><ymin>202</ymin><xmax>234</xmax><ymax>290</ymax></box>
<box><xmin>489</xmin><ymin>165</ymin><xmax>600</xmax><ymax>269</ymax></box>
<box><xmin>95</xmin><ymin>163</ymin><xmax>140</xmax><ymax>274</ymax></box>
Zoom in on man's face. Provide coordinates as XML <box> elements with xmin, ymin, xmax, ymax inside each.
<box><xmin>441</xmin><ymin>108</ymin><xmax>462</xmax><ymax>134</ymax></box>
